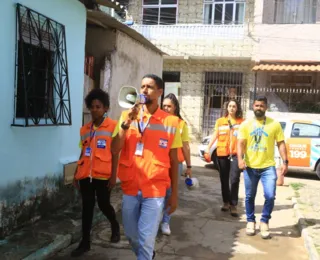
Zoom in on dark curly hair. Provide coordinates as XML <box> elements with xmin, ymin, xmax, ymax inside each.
<box><xmin>164</xmin><ymin>93</ymin><xmax>183</xmax><ymax>120</ymax></box>
<box><xmin>85</xmin><ymin>88</ymin><xmax>110</xmax><ymax>109</ymax></box>
<box><xmin>142</xmin><ymin>74</ymin><xmax>164</xmax><ymax>89</ymax></box>
<box><xmin>224</xmin><ymin>99</ymin><xmax>243</xmax><ymax>119</ymax></box>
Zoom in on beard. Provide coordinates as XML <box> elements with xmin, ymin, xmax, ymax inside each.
<box><xmin>144</xmin><ymin>98</ymin><xmax>152</xmax><ymax>105</ymax></box>
<box><xmin>254</xmin><ymin>110</ymin><xmax>265</xmax><ymax>118</ymax></box>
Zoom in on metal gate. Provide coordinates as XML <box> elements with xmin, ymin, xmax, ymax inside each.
<box><xmin>202</xmin><ymin>72</ymin><xmax>244</xmax><ymax>137</ymax></box>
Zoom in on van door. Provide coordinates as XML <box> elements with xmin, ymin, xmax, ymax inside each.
<box><xmin>286</xmin><ymin>123</ymin><xmax>320</xmax><ymax>168</ymax></box>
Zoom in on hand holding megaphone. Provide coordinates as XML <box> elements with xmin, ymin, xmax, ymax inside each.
<box><xmin>118</xmin><ymin>85</ymin><xmax>149</xmax><ymax>122</ymax></box>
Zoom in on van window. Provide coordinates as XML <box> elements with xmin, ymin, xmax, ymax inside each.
<box><xmin>291</xmin><ymin>123</ymin><xmax>320</xmax><ymax>138</ymax></box>
<box><xmin>280</xmin><ymin>122</ymin><xmax>286</xmax><ymax>131</ymax></box>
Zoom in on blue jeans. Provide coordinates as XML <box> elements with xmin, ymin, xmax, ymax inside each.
<box><xmin>122</xmin><ymin>191</ymin><xmax>165</xmax><ymax>260</ymax></box>
<box><xmin>162</xmin><ymin>163</ymin><xmax>183</xmax><ymax>224</ymax></box>
<box><xmin>244</xmin><ymin>166</ymin><xmax>277</xmax><ymax>224</ymax></box>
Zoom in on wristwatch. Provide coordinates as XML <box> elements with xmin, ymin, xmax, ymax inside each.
<box><xmin>283</xmin><ymin>160</ymin><xmax>289</xmax><ymax>165</ymax></box>
<box><xmin>121</xmin><ymin>121</ymin><xmax>130</xmax><ymax>130</ymax></box>
<box><xmin>187</xmin><ymin>165</ymin><xmax>192</xmax><ymax>169</ymax></box>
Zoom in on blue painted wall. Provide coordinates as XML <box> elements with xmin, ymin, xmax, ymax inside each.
<box><xmin>0</xmin><ymin>0</ymin><xmax>86</xmax><ymax>236</ymax></box>
<box><xmin>0</xmin><ymin>0</ymin><xmax>86</xmax><ymax>184</ymax></box>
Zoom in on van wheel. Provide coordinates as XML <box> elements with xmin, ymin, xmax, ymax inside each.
<box><xmin>316</xmin><ymin>163</ymin><xmax>320</xmax><ymax>179</ymax></box>
<box><xmin>211</xmin><ymin>150</ymin><xmax>219</xmax><ymax>170</ymax></box>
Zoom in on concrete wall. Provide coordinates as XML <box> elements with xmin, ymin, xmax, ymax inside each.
<box><xmin>128</xmin><ymin>0</ymin><xmax>255</xmax><ymax>24</ymax></box>
<box><xmin>85</xmin><ymin>25</ymin><xmax>116</xmax><ymax>88</ymax></box>
<box><xmin>0</xmin><ymin>0</ymin><xmax>86</xmax><ymax>237</ymax></box>
<box><xmin>127</xmin><ymin>0</ymin><xmax>255</xmax><ymax>58</ymax></box>
<box><xmin>253</xmin><ymin>0</ymin><xmax>320</xmax><ymax>61</ymax></box>
<box><xmin>163</xmin><ymin>59</ymin><xmax>254</xmax><ymax>141</ymax></box>
<box><xmin>108</xmin><ymin>31</ymin><xmax>163</xmax><ymax>120</ymax></box>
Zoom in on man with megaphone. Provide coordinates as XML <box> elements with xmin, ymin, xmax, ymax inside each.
<box><xmin>112</xmin><ymin>74</ymin><xmax>182</xmax><ymax>260</ymax></box>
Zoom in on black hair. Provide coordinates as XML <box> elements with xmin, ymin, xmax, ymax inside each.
<box><xmin>224</xmin><ymin>99</ymin><xmax>243</xmax><ymax>119</ymax></box>
<box><xmin>164</xmin><ymin>93</ymin><xmax>183</xmax><ymax>120</ymax></box>
<box><xmin>142</xmin><ymin>74</ymin><xmax>164</xmax><ymax>89</ymax></box>
<box><xmin>254</xmin><ymin>96</ymin><xmax>268</xmax><ymax>105</ymax></box>
<box><xmin>85</xmin><ymin>88</ymin><xmax>110</xmax><ymax>109</ymax></box>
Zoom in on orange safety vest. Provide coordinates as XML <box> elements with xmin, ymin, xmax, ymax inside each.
<box><xmin>75</xmin><ymin>118</ymin><xmax>116</xmax><ymax>180</ymax></box>
<box><xmin>177</xmin><ymin>119</ymin><xmax>186</xmax><ymax>163</ymax></box>
<box><xmin>216</xmin><ymin>117</ymin><xmax>244</xmax><ymax>157</ymax></box>
<box><xmin>117</xmin><ymin>107</ymin><xmax>179</xmax><ymax>198</ymax></box>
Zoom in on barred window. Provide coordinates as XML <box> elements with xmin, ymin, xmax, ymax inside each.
<box><xmin>13</xmin><ymin>4</ymin><xmax>72</xmax><ymax>126</ymax></box>
<box><xmin>274</xmin><ymin>0</ymin><xmax>317</xmax><ymax>24</ymax></box>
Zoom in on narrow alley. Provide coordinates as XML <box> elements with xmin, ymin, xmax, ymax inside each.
<box><xmin>51</xmin><ymin>156</ymin><xmax>308</xmax><ymax>260</ymax></box>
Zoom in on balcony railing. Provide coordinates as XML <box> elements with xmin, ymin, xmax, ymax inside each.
<box><xmin>131</xmin><ymin>24</ymin><xmax>245</xmax><ymax>41</ymax></box>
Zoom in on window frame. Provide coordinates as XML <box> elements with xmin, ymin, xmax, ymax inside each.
<box><xmin>142</xmin><ymin>0</ymin><xmax>178</xmax><ymax>25</ymax></box>
<box><xmin>13</xmin><ymin>4</ymin><xmax>72</xmax><ymax>127</ymax></box>
<box><xmin>203</xmin><ymin>0</ymin><xmax>246</xmax><ymax>25</ymax></box>
<box><xmin>291</xmin><ymin>123</ymin><xmax>320</xmax><ymax>138</ymax></box>
<box><xmin>273</xmin><ymin>0</ymin><xmax>318</xmax><ymax>24</ymax></box>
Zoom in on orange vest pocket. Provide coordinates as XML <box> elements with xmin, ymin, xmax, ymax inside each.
<box><xmin>75</xmin><ymin>158</ymin><xmax>87</xmax><ymax>180</ymax></box>
<box><xmin>118</xmin><ymin>160</ymin><xmax>135</xmax><ymax>182</ymax></box>
<box><xmin>93</xmin><ymin>152</ymin><xmax>111</xmax><ymax>175</ymax></box>
<box><xmin>149</xmin><ymin>158</ymin><xmax>170</xmax><ymax>180</ymax></box>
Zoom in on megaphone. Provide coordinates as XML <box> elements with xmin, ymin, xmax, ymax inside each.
<box><xmin>118</xmin><ymin>86</ymin><xmax>148</xmax><ymax>109</ymax></box>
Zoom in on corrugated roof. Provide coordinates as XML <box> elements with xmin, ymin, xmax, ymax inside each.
<box><xmin>252</xmin><ymin>64</ymin><xmax>320</xmax><ymax>72</ymax></box>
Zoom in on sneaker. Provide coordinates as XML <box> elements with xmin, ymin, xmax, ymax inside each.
<box><xmin>230</xmin><ymin>205</ymin><xmax>239</xmax><ymax>217</ymax></box>
<box><xmin>246</xmin><ymin>222</ymin><xmax>256</xmax><ymax>236</ymax></box>
<box><xmin>161</xmin><ymin>222</ymin><xmax>171</xmax><ymax>236</ymax></box>
<box><xmin>71</xmin><ymin>240</ymin><xmax>90</xmax><ymax>257</ymax></box>
<box><xmin>260</xmin><ymin>222</ymin><xmax>271</xmax><ymax>239</ymax></box>
<box><xmin>221</xmin><ymin>203</ymin><xmax>230</xmax><ymax>212</ymax></box>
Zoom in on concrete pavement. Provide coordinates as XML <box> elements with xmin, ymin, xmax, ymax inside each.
<box><xmin>52</xmin><ymin>157</ymin><xmax>308</xmax><ymax>260</ymax></box>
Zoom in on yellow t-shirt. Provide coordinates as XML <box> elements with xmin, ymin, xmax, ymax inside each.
<box><xmin>112</xmin><ymin>114</ymin><xmax>182</xmax><ymax>149</ymax></box>
<box><xmin>180</xmin><ymin>121</ymin><xmax>190</xmax><ymax>143</ymax></box>
<box><xmin>238</xmin><ymin>117</ymin><xmax>284</xmax><ymax>169</ymax></box>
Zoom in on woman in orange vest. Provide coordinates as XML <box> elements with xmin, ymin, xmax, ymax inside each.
<box><xmin>71</xmin><ymin>89</ymin><xmax>120</xmax><ymax>257</ymax></box>
<box><xmin>161</xmin><ymin>93</ymin><xmax>192</xmax><ymax>235</ymax></box>
<box><xmin>205</xmin><ymin>99</ymin><xmax>244</xmax><ymax>217</ymax></box>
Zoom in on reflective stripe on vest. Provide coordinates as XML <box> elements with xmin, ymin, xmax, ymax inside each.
<box><xmin>130</xmin><ymin>121</ymin><xmax>177</xmax><ymax>135</ymax></box>
<box><xmin>81</xmin><ymin>130</ymin><xmax>113</xmax><ymax>141</ymax></box>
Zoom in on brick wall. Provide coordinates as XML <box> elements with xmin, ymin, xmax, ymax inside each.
<box><xmin>163</xmin><ymin>59</ymin><xmax>254</xmax><ymax>141</ymax></box>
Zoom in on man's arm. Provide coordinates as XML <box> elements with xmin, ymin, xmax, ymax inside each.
<box><xmin>108</xmin><ymin>152</ymin><xmax>119</xmax><ymax>190</ymax></box>
<box><xmin>111</xmin><ymin>107</ymin><xmax>139</xmax><ymax>155</ymax></box>
<box><xmin>277</xmin><ymin>140</ymin><xmax>288</xmax><ymax>175</ymax></box>
<box><xmin>167</xmin><ymin>148</ymin><xmax>179</xmax><ymax>214</ymax></box>
<box><xmin>237</xmin><ymin>138</ymin><xmax>247</xmax><ymax>170</ymax></box>
<box><xmin>182</xmin><ymin>142</ymin><xmax>191</xmax><ymax>167</ymax></box>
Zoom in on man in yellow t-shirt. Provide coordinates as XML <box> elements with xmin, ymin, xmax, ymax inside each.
<box><xmin>237</xmin><ymin>96</ymin><xmax>288</xmax><ymax>239</ymax></box>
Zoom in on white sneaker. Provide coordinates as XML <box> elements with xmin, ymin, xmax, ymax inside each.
<box><xmin>161</xmin><ymin>223</ymin><xmax>171</xmax><ymax>236</ymax></box>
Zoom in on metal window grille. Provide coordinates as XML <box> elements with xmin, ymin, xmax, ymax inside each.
<box><xmin>253</xmin><ymin>72</ymin><xmax>320</xmax><ymax>113</ymax></box>
<box><xmin>13</xmin><ymin>4</ymin><xmax>72</xmax><ymax>127</ymax></box>
<box><xmin>202</xmin><ymin>71</ymin><xmax>244</xmax><ymax>137</ymax></box>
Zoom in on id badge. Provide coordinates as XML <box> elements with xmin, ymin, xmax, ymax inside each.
<box><xmin>135</xmin><ymin>142</ymin><xmax>144</xmax><ymax>156</ymax></box>
<box><xmin>85</xmin><ymin>147</ymin><xmax>91</xmax><ymax>157</ymax></box>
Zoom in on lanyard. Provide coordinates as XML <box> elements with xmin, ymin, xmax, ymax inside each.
<box><xmin>138</xmin><ymin>107</ymin><xmax>151</xmax><ymax>137</ymax></box>
<box><xmin>253</xmin><ymin>117</ymin><xmax>266</xmax><ymax>144</ymax></box>
<box><xmin>89</xmin><ymin>118</ymin><xmax>105</xmax><ymax>142</ymax></box>
<box><xmin>228</xmin><ymin>118</ymin><xmax>235</xmax><ymax>159</ymax></box>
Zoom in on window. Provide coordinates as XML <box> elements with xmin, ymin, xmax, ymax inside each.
<box><xmin>203</xmin><ymin>0</ymin><xmax>245</xmax><ymax>24</ymax></box>
<box><xmin>142</xmin><ymin>0</ymin><xmax>178</xmax><ymax>25</ymax></box>
<box><xmin>202</xmin><ymin>72</ymin><xmax>244</xmax><ymax>137</ymax></box>
<box><xmin>280</xmin><ymin>122</ymin><xmax>286</xmax><ymax>131</ymax></box>
<box><xmin>274</xmin><ymin>0</ymin><xmax>317</xmax><ymax>24</ymax></box>
<box><xmin>253</xmin><ymin>72</ymin><xmax>320</xmax><ymax>114</ymax></box>
<box><xmin>291</xmin><ymin>123</ymin><xmax>320</xmax><ymax>138</ymax></box>
<box><xmin>14</xmin><ymin>4</ymin><xmax>72</xmax><ymax>126</ymax></box>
